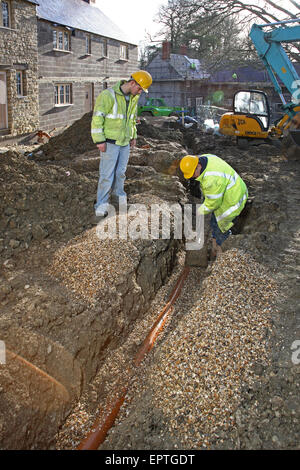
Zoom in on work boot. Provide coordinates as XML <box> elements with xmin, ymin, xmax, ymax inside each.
<box><xmin>95</xmin><ymin>203</ymin><xmax>109</xmax><ymax>217</ymax></box>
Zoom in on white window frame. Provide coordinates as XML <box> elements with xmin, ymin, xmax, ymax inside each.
<box><xmin>54</xmin><ymin>83</ymin><xmax>72</xmax><ymax>106</ymax></box>
<box><xmin>1</xmin><ymin>0</ymin><xmax>11</xmax><ymax>28</ymax></box>
<box><xmin>53</xmin><ymin>27</ymin><xmax>71</xmax><ymax>52</ymax></box>
<box><xmin>119</xmin><ymin>44</ymin><xmax>129</xmax><ymax>61</ymax></box>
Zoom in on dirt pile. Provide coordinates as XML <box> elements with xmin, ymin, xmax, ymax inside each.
<box><xmin>30</xmin><ymin>112</ymin><xmax>95</xmax><ymax>161</ymax></box>
<box><xmin>0</xmin><ymin>150</ymin><xmax>98</xmax><ymax>259</ymax></box>
<box><xmin>0</xmin><ymin>114</ymin><xmax>299</xmax><ymax>450</ymax></box>
<box><xmin>30</xmin><ymin>113</ymin><xmax>184</xmax><ymax>163</ymax></box>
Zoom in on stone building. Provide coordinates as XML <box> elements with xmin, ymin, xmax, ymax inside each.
<box><xmin>0</xmin><ymin>0</ymin><xmax>39</xmax><ymax>136</ymax></box>
<box><xmin>0</xmin><ymin>0</ymin><xmax>139</xmax><ymax>136</ymax></box>
<box><xmin>36</xmin><ymin>0</ymin><xmax>139</xmax><ymax>131</ymax></box>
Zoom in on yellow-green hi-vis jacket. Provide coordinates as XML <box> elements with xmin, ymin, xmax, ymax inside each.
<box><xmin>196</xmin><ymin>154</ymin><xmax>248</xmax><ymax>233</ymax></box>
<box><xmin>91</xmin><ymin>81</ymin><xmax>139</xmax><ymax>146</ymax></box>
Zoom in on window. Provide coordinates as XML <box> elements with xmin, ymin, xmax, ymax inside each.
<box><xmin>102</xmin><ymin>39</ymin><xmax>108</xmax><ymax>57</ymax></box>
<box><xmin>1</xmin><ymin>1</ymin><xmax>10</xmax><ymax>28</ymax></box>
<box><xmin>16</xmin><ymin>71</ymin><xmax>24</xmax><ymax>96</ymax></box>
<box><xmin>234</xmin><ymin>90</ymin><xmax>269</xmax><ymax>129</ymax></box>
<box><xmin>85</xmin><ymin>35</ymin><xmax>91</xmax><ymax>55</ymax></box>
<box><xmin>54</xmin><ymin>84</ymin><xmax>72</xmax><ymax>105</ymax></box>
<box><xmin>119</xmin><ymin>44</ymin><xmax>129</xmax><ymax>60</ymax></box>
<box><xmin>53</xmin><ymin>28</ymin><xmax>70</xmax><ymax>51</ymax></box>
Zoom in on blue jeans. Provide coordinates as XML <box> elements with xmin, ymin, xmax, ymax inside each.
<box><xmin>95</xmin><ymin>142</ymin><xmax>130</xmax><ymax>212</ymax></box>
<box><xmin>210</xmin><ymin>213</ymin><xmax>232</xmax><ymax>246</ymax></box>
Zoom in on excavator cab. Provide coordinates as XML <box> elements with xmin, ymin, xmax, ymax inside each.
<box><xmin>219</xmin><ymin>20</ymin><xmax>300</xmax><ymax>157</ymax></box>
<box><xmin>219</xmin><ymin>89</ymin><xmax>271</xmax><ymax>148</ymax></box>
<box><xmin>234</xmin><ymin>90</ymin><xmax>270</xmax><ymax>130</ymax></box>
<box><xmin>219</xmin><ymin>90</ymin><xmax>270</xmax><ymax>148</ymax></box>
<box><xmin>219</xmin><ymin>88</ymin><xmax>300</xmax><ymax>155</ymax></box>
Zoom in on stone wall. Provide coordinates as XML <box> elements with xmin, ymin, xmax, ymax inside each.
<box><xmin>0</xmin><ymin>0</ymin><xmax>39</xmax><ymax>135</ymax></box>
<box><xmin>38</xmin><ymin>19</ymin><xmax>139</xmax><ymax>131</ymax></box>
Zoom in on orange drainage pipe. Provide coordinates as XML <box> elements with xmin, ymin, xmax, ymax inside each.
<box><xmin>77</xmin><ymin>265</ymin><xmax>190</xmax><ymax>450</ymax></box>
<box><xmin>7</xmin><ymin>349</ymin><xmax>69</xmax><ymax>401</ymax></box>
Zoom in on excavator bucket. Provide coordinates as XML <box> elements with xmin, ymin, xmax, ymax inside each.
<box><xmin>281</xmin><ymin>112</ymin><xmax>300</xmax><ymax>160</ymax></box>
<box><xmin>289</xmin><ymin>113</ymin><xmax>300</xmax><ymax>147</ymax></box>
<box><xmin>289</xmin><ymin>129</ymin><xmax>300</xmax><ymax>147</ymax></box>
<box><xmin>281</xmin><ymin>131</ymin><xmax>300</xmax><ymax>160</ymax></box>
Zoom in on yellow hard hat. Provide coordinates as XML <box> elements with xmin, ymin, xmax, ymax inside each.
<box><xmin>131</xmin><ymin>70</ymin><xmax>152</xmax><ymax>93</ymax></box>
<box><xmin>180</xmin><ymin>155</ymin><xmax>199</xmax><ymax>179</ymax></box>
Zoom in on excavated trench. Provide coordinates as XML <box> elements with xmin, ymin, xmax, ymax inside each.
<box><xmin>0</xmin><ymin>116</ymin><xmax>299</xmax><ymax>450</ymax></box>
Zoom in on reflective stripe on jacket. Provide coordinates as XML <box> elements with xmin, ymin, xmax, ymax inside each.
<box><xmin>196</xmin><ymin>154</ymin><xmax>248</xmax><ymax>233</ymax></box>
<box><xmin>91</xmin><ymin>81</ymin><xmax>139</xmax><ymax>146</ymax></box>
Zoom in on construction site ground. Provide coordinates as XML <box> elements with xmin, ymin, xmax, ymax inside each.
<box><xmin>0</xmin><ymin>115</ymin><xmax>299</xmax><ymax>451</ymax></box>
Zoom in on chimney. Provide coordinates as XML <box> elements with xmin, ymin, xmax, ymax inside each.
<box><xmin>162</xmin><ymin>41</ymin><xmax>171</xmax><ymax>60</ymax></box>
<box><xmin>179</xmin><ymin>45</ymin><xmax>188</xmax><ymax>56</ymax></box>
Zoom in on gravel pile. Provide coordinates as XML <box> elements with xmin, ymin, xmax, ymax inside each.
<box><xmin>47</xmin><ymin>228</ymin><xmax>140</xmax><ymax>302</ymax></box>
<box><xmin>99</xmin><ymin>249</ymin><xmax>278</xmax><ymax>450</ymax></box>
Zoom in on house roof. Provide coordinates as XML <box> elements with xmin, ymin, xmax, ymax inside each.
<box><xmin>24</xmin><ymin>0</ymin><xmax>39</xmax><ymax>4</ymax></box>
<box><xmin>147</xmin><ymin>53</ymin><xmax>209</xmax><ymax>81</ymax></box>
<box><xmin>36</xmin><ymin>0</ymin><xmax>137</xmax><ymax>45</ymax></box>
<box><xmin>211</xmin><ymin>63</ymin><xmax>300</xmax><ymax>84</ymax></box>
<box><xmin>170</xmin><ymin>54</ymin><xmax>209</xmax><ymax>80</ymax></box>
<box><xmin>211</xmin><ymin>66</ymin><xmax>269</xmax><ymax>83</ymax></box>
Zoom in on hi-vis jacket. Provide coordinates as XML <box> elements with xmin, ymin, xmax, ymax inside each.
<box><xmin>91</xmin><ymin>81</ymin><xmax>139</xmax><ymax>146</ymax></box>
<box><xmin>196</xmin><ymin>154</ymin><xmax>248</xmax><ymax>233</ymax></box>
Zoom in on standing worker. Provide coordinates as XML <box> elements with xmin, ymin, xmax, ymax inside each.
<box><xmin>91</xmin><ymin>71</ymin><xmax>152</xmax><ymax>217</ymax></box>
<box><xmin>180</xmin><ymin>154</ymin><xmax>248</xmax><ymax>258</ymax></box>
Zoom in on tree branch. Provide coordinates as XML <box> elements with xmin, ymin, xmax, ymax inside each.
<box><xmin>289</xmin><ymin>0</ymin><xmax>300</xmax><ymax>11</ymax></box>
<box><xmin>264</xmin><ymin>0</ymin><xmax>298</xmax><ymax>19</ymax></box>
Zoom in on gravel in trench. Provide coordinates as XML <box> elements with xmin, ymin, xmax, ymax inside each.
<box><xmin>99</xmin><ymin>249</ymin><xmax>278</xmax><ymax>450</ymax></box>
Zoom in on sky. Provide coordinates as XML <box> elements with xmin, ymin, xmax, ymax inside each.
<box><xmin>96</xmin><ymin>0</ymin><xmax>169</xmax><ymax>46</ymax></box>
<box><xmin>95</xmin><ymin>0</ymin><xmax>299</xmax><ymax>47</ymax></box>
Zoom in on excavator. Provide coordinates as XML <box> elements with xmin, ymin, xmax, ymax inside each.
<box><xmin>219</xmin><ymin>19</ymin><xmax>300</xmax><ymax>158</ymax></box>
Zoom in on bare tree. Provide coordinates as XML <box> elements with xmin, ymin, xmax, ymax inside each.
<box><xmin>150</xmin><ymin>0</ymin><xmax>300</xmax><ymax>67</ymax></box>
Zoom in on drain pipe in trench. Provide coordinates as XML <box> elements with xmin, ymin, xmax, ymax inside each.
<box><xmin>77</xmin><ymin>265</ymin><xmax>190</xmax><ymax>450</ymax></box>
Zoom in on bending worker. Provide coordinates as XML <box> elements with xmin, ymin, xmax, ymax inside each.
<box><xmin>91</xmin><ymin>70</ymin><xmax>152</xmax><ymax>217</ymax></box>
<box><xmin>180</xmin><ymin>154</ymin><xmax>248</xmax><ymax>257</ymax></box>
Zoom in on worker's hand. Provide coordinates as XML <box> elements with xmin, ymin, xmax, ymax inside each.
<box><xmin>130</xmin><ymin>139</ymin><xmax>136</xmax><ymax>148</ymax></box>
<box><xmin>97</xmin><ymin>142</ymin><xmax>106</xmax><ymax>153</ymax></box>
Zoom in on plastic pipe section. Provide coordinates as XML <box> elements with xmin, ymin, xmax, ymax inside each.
<box><xmin>77</xmin><ymin>266</ymin><xmax>190</xmax><ymax>450</ymax></box>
